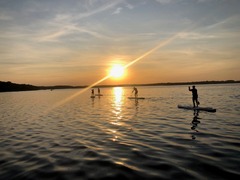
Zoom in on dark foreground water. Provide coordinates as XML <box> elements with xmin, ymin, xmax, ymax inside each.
<box><xmin>0</xmin><ymin>84</ymin><xmax>240</xmax><ymax>179</ymax></box>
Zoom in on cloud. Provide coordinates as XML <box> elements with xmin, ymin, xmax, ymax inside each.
<box><xmin>126</xmin><ymin>3</ymin><xmax>134</xmax><ymax>9</ymax></box>
<box><xmin>33</xmin><ymin>1</ymin><xmax>125</xmax><ymax>42</ymax></box>
<box><xmin>155</xmin><ymin>0</ymin><xmax>221</xmax><ymax>4</ymax></box>
<box><xmin>38</xmin><ymin>23</ymin><xmax>111</xmax><ymax>42</ymax></box>
<box><xmin>40</xmin><ymin>29</ymin><xmax>69</xmax><ymax>42</ymax></box>
<box><xmin>112</xmin><ymin>2</ymin><xmax>134</xmax><ymax>15</ymax></box>
<box><xmin>155</xmin><ymin>0</ymin><xmax>176</xmax><ymax>4</ymax></box>
<box><xmin>178</xmin><ymin>32</ymin><xmax>216</xmax><ymax>40</ymax></box>
<box><xmin>113</xmin><ymin>7</ymin><xmax>122</xmax><ymax>15</ymax></box>
<box><xmin>205</xmin><ymin>15</ymin><xmax>240</xmax><ymax>31</ymax></box>
<box><xmin>0</xmin><ymin>0</ymin><xmax>124</xmax><ymax>41</ymax></box>
<box><xmin>73</xmin><ymin>0</ymin><xmax>123</xmax><ymax>20</ymax></box>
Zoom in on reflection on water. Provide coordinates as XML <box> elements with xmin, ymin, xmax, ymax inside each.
<box><xmin>1</xmin><ymin>84</ymin><xmax>240</xmax><ymax>179</ymax></box>
<box><xmin>113</xmin><ymin>87</ymin><xmax>123</xmax><ymax>106</ymax></box>
<box><xmin>191</xmin><ymin>110</ymin><xmax>201</xmax><ymax>140</ymax></box>
<box><xmin>134</xmin><ymin>99</ymin><xmax>139</xmax><ymax>109</ymax></box>
<box><xmin>91</xmin><ymin>96</ymin><xmax>95</xmax><ymax>107</ymax></box>
<box><xmin>110</xmin><ymin>87</ymin><xmax>124</xmax><ymax>141</ymax></box>
<box><xmin>112</xmin><ymin>87</ymin><xmax>123</xmax><ymax>118</ymax></box>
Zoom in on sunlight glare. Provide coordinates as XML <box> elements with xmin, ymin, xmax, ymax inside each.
<box><xmin>109</xmin><ymin>64</ymin><xmax>125</xmax><ymax>78</ymax></box>
<box><xmin>41</xmin><ymin>31</ymin><xmax>182</xmax><ymax>119</ymax></box>
<box><xmin>113</xmin><ymin>87</ymin><xmax>123</xmax><ymax>105</ymax></box>
<box><xmin>111</xmin><ymin>87</ymin><xmax>123</xmax><ymax>126</ymax></box>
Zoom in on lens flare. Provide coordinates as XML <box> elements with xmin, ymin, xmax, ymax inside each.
<box><xmin>109</xmin><ymin>64</ymin><xmax>125</xmax><ymax>78</ymax></box>
<box><xmin>39</xmin><ymin>32</ymin><xmax>183</xmax><ymax>118</ymax></box>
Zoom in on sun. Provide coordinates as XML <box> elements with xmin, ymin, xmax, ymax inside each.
<box><xmin>109</xmin><ymin>64</ymin><xmax>125</xmax><ymax>78</ymax></box>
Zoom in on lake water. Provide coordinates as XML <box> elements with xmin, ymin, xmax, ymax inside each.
<box><xmin>0</xmin><ymin>84</ymin><xmax>240</xmax><ymax>179</ymax></box>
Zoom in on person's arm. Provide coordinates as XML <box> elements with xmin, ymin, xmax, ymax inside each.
<box><xmin>188</xmin><ymin>86</ymin><xmax>191</xmax><ymax>91</ymax></box>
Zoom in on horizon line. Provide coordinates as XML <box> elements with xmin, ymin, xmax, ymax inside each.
<box><xmin>43</xmin><ymin>79</ymin><xmax>240</xmax><ymax>87</ymax></box>
<box><xmin>2</xmin><ymin>79</ymin><xmax>239</xmax><ymax>88</ymax></box>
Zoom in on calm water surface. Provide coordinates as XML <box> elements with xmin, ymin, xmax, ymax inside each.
<box><xmin>0</xmin><ymin>84</ymin><xmax>240</xmax><ymax>179</ymax></box>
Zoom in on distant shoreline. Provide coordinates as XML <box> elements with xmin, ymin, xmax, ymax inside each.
<box><xmin>97</xmin><ymin>80</ymin><xmax>240</xmax><ymax>88</ymax></box>
<box><xmin>1</xmin><ymin>80</ymin><xmax>239</xmax><ymax>92</ymax></box>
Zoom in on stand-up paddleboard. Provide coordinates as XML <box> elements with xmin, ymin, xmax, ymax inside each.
<box><xmin>128</xmin><ymin>97</ymin><xmax>145</xmax><ymax>100</ymax></box>
<box><xmin>95</xmin><ymin>94</ymin><xmax>103</xmax><ymax>96</ymax></box>
<box><xmin>178</xmin><ymin>105</ymin><xmax>216</xmax><ymax>112</ymax></box>
<box><xmin>90</xmin><ymin>95</ymin><xmax>95</xmax><ymax>98</ymax></box>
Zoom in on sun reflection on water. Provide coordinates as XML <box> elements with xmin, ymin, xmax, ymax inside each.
<box><xmin>113</xmin><ymin>87</ymin><xmax>123</xmax><ymax>105</ymax></box>
<box><xmin>112</xmin><ymin>87</ymin><xmax>124</xmax><ymax>119</ymax></box>
<box><xmin>109</xmin><ymin>87</ymin><xmax>124</xmax><ymax>141</ymax></box>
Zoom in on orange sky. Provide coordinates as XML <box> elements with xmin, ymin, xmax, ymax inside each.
<box><xmin>0</xmin><ymin>0</ymin><xmax>239</xmax><ymax>86</ymax></box>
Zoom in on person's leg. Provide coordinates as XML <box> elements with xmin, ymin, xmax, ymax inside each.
<box><xmin>192</xmin><ymin>97</ymin><xmax>196</xmax><ymax>107</ymax></box>
<box><xmin>195</xmin><ymin>99</ymin><xmax>198</xmax><ymax>107</ymax></box>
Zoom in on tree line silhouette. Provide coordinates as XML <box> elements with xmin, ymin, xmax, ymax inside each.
<box><xmin>0</xmin><ymin>80</ymin><xmax>239</xmax><ymax>92</ymax></box>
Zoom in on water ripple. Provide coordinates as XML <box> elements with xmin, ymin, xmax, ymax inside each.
<box><xmin>1</xmin><ymin>85</ymin><xmax>240</xmax><ymax>179</ymax></box>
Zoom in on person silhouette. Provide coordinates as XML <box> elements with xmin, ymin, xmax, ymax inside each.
<box><xmin>188</xmin><ymin>86</ymin><xmax>200</xmax><ymax>107</ymax></box>
<box><xmin>132</xmin><ymin>87</ymin><xmax>138</xmax><ymax>98</ymax></box>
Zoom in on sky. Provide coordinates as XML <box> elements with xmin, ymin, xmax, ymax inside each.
<box><xmin>0</xmin><ymin>0</ymin><xmax>239</xmax><ymax>86</ymax></box>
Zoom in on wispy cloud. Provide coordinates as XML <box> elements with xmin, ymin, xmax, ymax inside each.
<box><xmin>113</xmin><ymin>7</ymin><xmax>122</xmax><ymax>15</ymax></box>
<box><xmin>111</xmin><ymin>2</ymin><xmax>134</xmax><ymax>15</ymax></box>
<box><xmin>155</xmin><ymin>0</ymin><xmax>177</xmax><ymax>4</ymax></box>
<box><xmin>205</xmin><ymin>15</ymin><xmax>240</xmax><ymax>31</ymax></box>
<box><xmin>155</xmin><ymin>0</ymin><xmax>222</xmax><ymax>4</ymax></box>
<box><xmin>126</xmin><ymin>3</ymin><xmax>134</xmax><ymax>10</ymax></box>
<box><xmin>34</xmin><ymin>1</ymin><xmax>125</xmax><ymax>42</ymax></box>
<box><xmin>73</xmin><ymin>0</ymin><xmax>123</xmax><ymax>20</ymax></box>
<box><xmin>40</xmin><ymin>29</ymin><xmax>69</xmax><ymax>42</ymax></box>
<box><xmin>38</xmin><ymin>22</ymin><xmax>112</xmax><ymax>42</ymax></box>
<box><xmin>178</xmin><ymin>32</ymin><xmax>216</xmax><ymax>40</ymax></box>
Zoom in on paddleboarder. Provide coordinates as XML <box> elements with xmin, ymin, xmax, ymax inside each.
<box><xmin>188</xmin><ymin>86</ymin><xmax>199</xmax><ymax>107</ymax></box>
<box><xmin>98</xmin><ymin>88</ymin><xmax>100</xmax><ymax>94</ymax></box>
<box><xmin>132</xmin><ymin>87</ymin><xmax>138</xmax><ymax>98</ymax></box>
